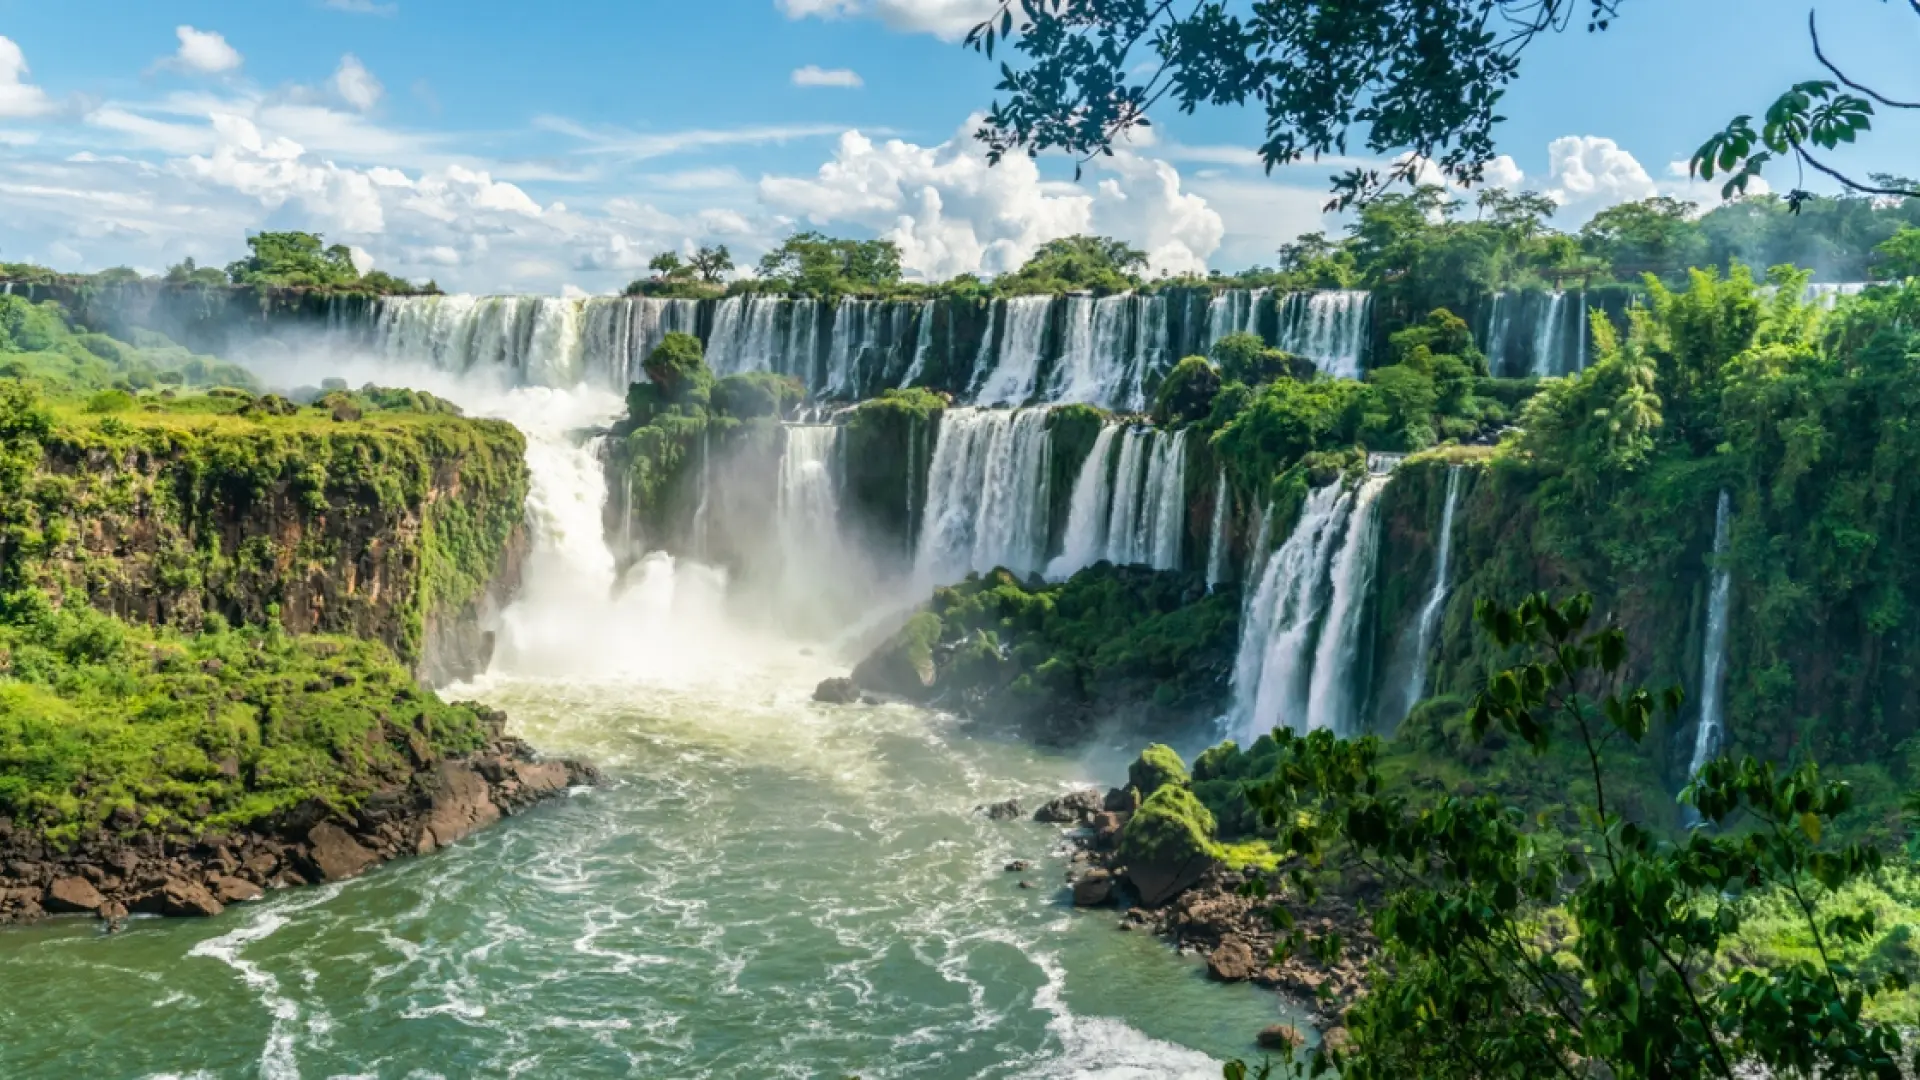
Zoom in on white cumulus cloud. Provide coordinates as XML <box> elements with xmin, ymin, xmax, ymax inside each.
<box><xmin>758</xmin><ymin>117</ymin><xmax>1222</xmax><ymax>280</ymax></box>
<box><xmin>777</xmin><ymin>0</ymin><xmax>1000</xmax><ymax>40</ymax></box>
<box><xmin>792</xmin><ymin>65</ymin><xmax>864</xmax><ymax>89</ymax></box>
<box><xmin>0</xmin><ymin>36</ymin><xmax>55</xmax><ymax>119</ymax></box>
<box><xmin>332</xmin><ymin>55</ymin><xmax>384</xmax><ymax>112</ymax></box>
<box><xmin>169</xmin><ymin>27</ymin><xmax>244</xmax><ymax>76</ymax></box>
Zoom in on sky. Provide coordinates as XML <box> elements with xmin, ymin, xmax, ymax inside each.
<box><xmin>0</xmin><ymin>0</ymin><xmax>1915</xmax><ymax>295</ymax></box>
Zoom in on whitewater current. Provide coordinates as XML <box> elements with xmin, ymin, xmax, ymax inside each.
<box><xmin>0</xmin><ymin>361</ymin><xmax>1292</xmax><ymax>1078</ymax></box>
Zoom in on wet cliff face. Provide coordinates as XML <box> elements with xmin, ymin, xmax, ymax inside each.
<box><xmin>22</xmin><ymin>410</ymin><xmax>529</xmax><ymax>684</ymax></box>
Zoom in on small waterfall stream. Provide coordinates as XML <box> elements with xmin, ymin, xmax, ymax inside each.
<box><xmin>1688</xmin><ymin>491</ymin><xmax>1735</xmax><ymax>779</ymax></box>
<box><xmin>1205</xmin><ymin>469</ymin><xmax>1230</xmax><ymax>588</ymax></box>
<box><xmin>1398</xmin><ymin>465</ymin><xmax>1464</xmax><ymax>723</ymax></box>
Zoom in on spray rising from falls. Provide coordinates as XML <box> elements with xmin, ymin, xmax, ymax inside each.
<box><xmin>1398</xmin><ymin>465</ymin><xmax>1464</xmax><ymax>724</ymax></box>
<box><xmin>1688</xmin><ymin>491</ymin><xmax>1735</xmax><ymax>779</ymax></box>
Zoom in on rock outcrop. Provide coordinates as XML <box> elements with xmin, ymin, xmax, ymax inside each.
<box><xmin>0</xmin><ymin>736</ymin><xmax>598</xmax><ymax>926</ymax></box>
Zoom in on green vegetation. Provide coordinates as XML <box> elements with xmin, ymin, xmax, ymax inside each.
<box><xmin>0</xmin><ymin>292</ymin><xmax>257</xmax><ymax>392</ymax></box>
<box><xmin>0</xmin><ymin>299</ymin><xmax>532</xmax><ymax>847</ymax></box>
<box><xmin>858</xmin><ymin>564</ymin><xmax>1237</xmax><ymax>740</ymax></box>
<box><xmin>995</xmin><ymin>235</ymin><xmax>1146</xmax><ymax>295</ymax></box>
<box><xmin>606</xmin><ymin>332</ymin><xmax>801</xmax><ymax>560</ymax></box>
<box><xmin>965</xmin><ymin>1</ymin><xmax>1916</xmax><ymax>210</ymax></box>
<box><xmin>1218</xmin><ymin>595</ymin><xmax>1913</xmax><ymax>1079</ymax></box>
<box><xmin>623</xmin><ymin>246</ymin><xmax>734</xmax><ymax>299</ymax></box>
<box><xmin>0</xmin><ymin>609</ymin><xmax>495</xmax><ymax>846</ymax></box>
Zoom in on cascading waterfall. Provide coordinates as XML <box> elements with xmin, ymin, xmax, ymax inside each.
<box><xmin>1206</xmin><ymin>288</ymin><xmax>1268</xmax><ymax>348</ymax></box>
<box><xmin>1277</xmin><ymin>291</ymin><xmax>1371</xmax><ymax>379</ymax></box>
<box><xmin>1688</xmin><ymin>491</ymin><xmax>1735</xmax><ymax>779</ymax></box>
<box><xmin>1231</xmin><ymin>485</ymin><xmax>1351</xmax><ymax>742</ymax></box>
<box><xmin>689</xmin><ymin>427</ymin><xmax>713</xmax><ymax>559</ymax></box>
<box><xmin>1142</xmin><ymin>430</ymin><xmax>1188</xmax><ymax>571</ymax></box>
<box><xmin>900</xmin><ymin>301</ymin><xmax>935</xmax><ymax>387</ymax></box>
<box><xmin>974</xmin><ymin>297</ymin><xmax>1053</xmax><ymax>405</ymax></box>
<box><xmin>915</xmin><ymin>408</ymin><xmax>1053</xmax><ymax>582</ymax></box>
<box><xmin>1302</xmin><ymin>475</ymin><xmax>1388</xmax><ymax>735</ymax></box>
<box><xmin>1102</xmin><ymin>430</ymin><xmax>1150</xmax><ymax>566</ymax></box>
<box><xmin>1483</xmin><ymin>292</ymin><xmax>1517</xmax><ymax>375</ymax></box>
<box><xmin>1399</xmin><ymin>466</ymin><xmax>1464</xmax><ymax>723</ymax></box>
<box><xmin>1531</xmin><ymin>291</ymin><xmax>1567</xmax><ymax>378</ymax></box>
<box><xmin>775</xmin><ymin>425</ymin><xmax>845</xmax><ymax>621</ymax></box>
<box><xmin>1205</xmin><ymin>469</ymin><xmax>1231</xmax><ymax>588</ymax></box>
<box><xmin>1047</xmin><ymin>423</ymin><xmax>1119</xmax><ymax>579</ymax></box>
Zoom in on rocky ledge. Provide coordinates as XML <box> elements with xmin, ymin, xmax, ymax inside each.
<box><xmin>1029</xmin><ymin>786</ymin><xmax>1379</xmax><ymax>1033</ymax></box>
<box><xmin>0</xmin><ymin>728</ymin><xmax>597</xmax><ymax>927</ymax></box>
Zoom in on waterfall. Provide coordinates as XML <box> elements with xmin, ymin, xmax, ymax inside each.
<box><xmin>1688</xmin><ymin>491</ymin><xmax>1735</xmax><ymax>779</ymax></box>
<box><xmin>1303</xmin><ymin>476</ymin><xmax>1387</xmax><ymax>735</ymax></box>
<box><xmin>1576</xmin><ymin>290</ymin><xmax>1589</xmax><ymax>371</ymax></box>
<box><xmin>1125</xmin><ymin>293</ymin><xmax>1172</xmax><ymax>413</ymax></box>
<box><xmin>1206</xmin><ymin>288</ymin><xmax>1268</xmax><ymax>348</ymax></box>
<box><xmin>776</xmin><ymin>425</ymin><xmax>844</xmax><ymax>613</ymax></box>
<box><xmin>1231</xmin><ymin>485</ymin><xmax>1351</xmax><ymax>741</ymax></box>
<box><xmin>1531</xmin><ymin>291</ymin><xmax>1567</xmax><ymax>378</ymax></box>
<box><xmin>1400</xmin><ymin>466</ymin><xmax>1464</xmax><ymax>722</ymax></box>
<box><xmin>1102</xmin><ymin>429</ymin><xmax>1150</xmax><ymax>565</ymax></box>
<box><xmin>1483</xmin><ymin>292</ymin><xmax>1517</xmax><ymax>376</ymax></box>
<box><xmin>900</xmin><ymin>301</ymin><xmax>935</xmax><ymax>387</ymax></box>
<box><xmin>1205</xmin><ymin>469</ymin><xmax>1230</xmax><ymax>588</ymax></box>
<box><xmin>1047</xmin><ymin>423</ymin><xmax>1119</xmax><ymax>579</ymax></box>
<box><xmin>975</xmin><ymin>297</ymin><xmax>1052</xmax><ymax>405</ymax></box>
<box><xmin>1802</xmin><ymin>282</ymin><xmax>1870</xmax><ymax>308</ymax></box>
<box><xmin>1142</xmin><ymin>429</ymin><xmax>1188</xmax><ymax>571</ymax></box>
<box><xmin>1051</xmin><ymin>295</ymin><xmax>1137</xmax><ymax>407</ymax></box>
<box><xmin>1277</xmin><ymin>291</ymin><xmax>1371</xmax><ymax>379</ymax></box>
<box><xmin>915</xmin><ymin>408</ymin><xmax>1053</xmax><ymax>582</ymax></box>
<box><xmin>690</xmin><ymin>427</ymin><xmax>713</xmax><ymax>559</ymax></box>
<box><xmin>371</xmin><ymin>295</ymin><xmax>710</xmax><ymax>390</ymax></box>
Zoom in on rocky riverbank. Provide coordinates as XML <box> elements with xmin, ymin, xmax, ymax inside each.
<box><xmin>1025</xmin><ymin>779</ymin><xmax>1380</xmax><ymax>1040</ymax></box>
<box><xmin>0</xmin><ymin>720</ymin><xmax>596</xmax><ymax>927</ymax></box>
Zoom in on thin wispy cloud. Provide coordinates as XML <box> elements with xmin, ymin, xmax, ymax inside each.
<box><xmin>792</xmin><ymin>66</ymin><xmax>864</xmax><ymax>89</ymax></box>
<box><xmin>322</xmin><ymin>0</ymin><xmax>400</xmax><ymax>14</ymax></box>
<box><xmin>535</xmin><ymin>117</ymin><xmax>853</xmax><ymax>161</ymax></box>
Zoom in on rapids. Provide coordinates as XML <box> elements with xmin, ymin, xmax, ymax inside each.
<box><xmin>0</xmin><ymin>363</ymin><xmax>1297</xmax><ymax>1078</ymax></box>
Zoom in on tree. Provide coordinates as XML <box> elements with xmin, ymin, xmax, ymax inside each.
<box><xmin>1580</xmin><ymin>197</ymin><xmax>1707</xmax><ymax>278</ymax></box>
<box><xmin>1211</xmin><ymin>331</ymin><xmax>1310</xmax><ymax>387</ymax></box>
<box><xmin>1151</xmin><ymin>355</ymin><xmax>1221</xmax><ymax>425</ymax></box>
<box><xmin>1873</xmin><ymin>226</ymin><xmax>1920</xmax><ymax>281</ymax></box>
<box><xmin>999</xmin><ymin>234</ymin><xmax>1147</xmax><ymax>293</ymax></box>
<box><xmin>757</xmin><ymin>232</ymin><xmax>903</xmax><ymax>295</ymax></box>
<box><xmin>963</xmin><ymin>2</ymin><xmax>1918</xmax><ymax>210</ymax></box>
<box><xmin>225</xmin><ymin>232</ymin><xmax>362</xmax><ymax>289</ymax></box>
<box><xmin>164</xmin><ymin>257</ymin><xmax>229</xmax><ymax>287</ymax></box>
<box><xmin>1227</xmin><ymin>593</ymin><xmax>1909</xmax><ymax>1080</ymax></box>
<box><xmin>649</xmin><ymin>251</ymin><xmax>691</xmax><ymax>281</ymax></box>
<box><xmin>689</xmin><ymin>245</ymin><xmax>734</xmax><ymax>284</ymax></box>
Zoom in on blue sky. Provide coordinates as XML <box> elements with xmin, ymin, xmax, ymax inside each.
<box><xmin>0</xmin><ymin>0</ymin><xmax>1914</xmax><ymax>293</ymax></box>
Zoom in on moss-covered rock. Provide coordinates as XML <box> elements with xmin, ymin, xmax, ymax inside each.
<box><xmin>1127</xmin><ymin>743</ymin><xmax>1189</xmax><ymax>797</ymax></box>
<box><xmin>1116</xmin><ymin>785</ymin><xmax>1221</xmax><ymax>906</ymax></box>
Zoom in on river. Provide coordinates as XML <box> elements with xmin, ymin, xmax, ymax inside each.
<box><xmin>0</xmin><ymin>376</ymin><xmax>1294</xmax><ymax>1079</ymax></box>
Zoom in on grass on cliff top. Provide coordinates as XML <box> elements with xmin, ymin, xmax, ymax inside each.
<box><xmin>0</xmin><ymin>598</ymin><xmax>496</xmax><ymax>846</ymax></box>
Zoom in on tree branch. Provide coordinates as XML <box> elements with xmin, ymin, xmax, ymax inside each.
<box><xmin>1808</xmin><ymin>11</ymin><xmax>1920</xmax><ymax>110</ymax></box>
<box><xmin>1791</xmin><ymin>144</ymin><xmax>1920</xmax><ymax>199</ymax></box>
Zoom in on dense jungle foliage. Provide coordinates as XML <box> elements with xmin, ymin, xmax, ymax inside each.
<box><xmin>0</xmin><ymin>299</ymin><xmax>528</xmax><ymax>845</ymax></box>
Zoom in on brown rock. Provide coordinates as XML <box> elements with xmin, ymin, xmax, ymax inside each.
<box><xmin>213</xmin><ymin>876</ymin><xmax>264</xmax><ymax>904</ymax></box>
<box><xmin>242</xmin><ymin>852</ymin><xmax>278</xmax><ymax>879</ymax></box>
<box><xmin>421</xmin><ymin>762</ymin><xmax>501</xmax><ymax>850</ymax></box>
<box><xmin>1208</xmin><ymin>938</ymin><xmax>1257</xmax><ymax>982</ymax></box>
<box><xmin>306</xmin><ymin>823</ymin><xmax>378</xmax><ymax>882</ymax></box>
<box><xmin>133</xmin><ymin>878</ymin><xmax>223</xmax><ymax>918</ymax></box>
<box><xmin>1072</xmin><ymin>869</ymin><xmax>1114</xmax><ymax>907</ymax></box>
<box><xmin>45</xmin><ymin>876</ymin><xmax>107</xmax><ymax>914</ymax></box>
<box><xmin>507</xmin><ymin>760</ymin><xmax>570</xmax><ymax>802</ymax></box>
<box><xmin>812</xmin><ymin>677</ymin><xmax>860</xmax><ymax>704</ymax></box>
<box><xmin>1004</xmin><ymin>860</ymin><xmax>1032</xmax><ymax>872</ymax></box>
<box><xmin>1257</xmin><ymin>1024</ymin><xmax>1304</xmax><ymax>1051</ymax></box>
